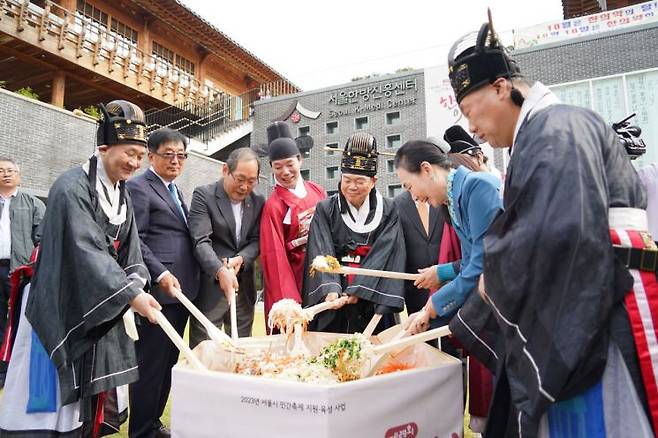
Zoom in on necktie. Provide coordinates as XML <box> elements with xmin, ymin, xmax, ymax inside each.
<box><xmin>416</xmin><ymin>200</ymin><xmax>429</xmax><ymax>236</ymax></box>
<box><xmin>168</xmin><ymin>183</ymin><xmax>186</xmax><ymax>221</ymax></box>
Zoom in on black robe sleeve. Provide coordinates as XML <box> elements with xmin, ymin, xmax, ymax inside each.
<box><xmin>482</xmin><ymin>105</ymin><xmax>645</xmax><ymax>434</ymax></box>
<box><xmin>26</xmin><ymin>169</ymin><xmax>149</xmax><ymax>370</ymax></box>
<box><xmin>344</xmin><ymin>198</ymin><xmax>406</xmax><ymax>313</ymax></box>
<box><xmin>302</xmin><ymin>199</ymin><xmax>343</xmax><ymax>307</ymax></box>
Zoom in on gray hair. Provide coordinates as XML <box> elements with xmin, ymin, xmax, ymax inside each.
<box><xmin>226</xmin><ymin>148</ymin><xmax>260</xmax><ymax>175</ymax></box>
<box><xmin>0</xmin><ymin>156</ymin><xmax>19</xmax><ymax>172</ymax></box>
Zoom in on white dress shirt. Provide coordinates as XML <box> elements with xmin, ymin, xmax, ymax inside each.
<box><xmin>0</xmin><ymin>191</ymin><xmax>17</xmax><ymax>260</ymax></box>
<box><xmin>231</xmin><ymin>200</ymin><xmax>244</xmax><ymax>244</ymax></box>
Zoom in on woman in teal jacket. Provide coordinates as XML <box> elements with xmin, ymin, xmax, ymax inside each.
<box><xmin>394</xmin><ymin>139</ymin><xmax>502</xmax><ymax>332</ymax></box>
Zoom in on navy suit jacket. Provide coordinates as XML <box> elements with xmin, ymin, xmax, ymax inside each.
<box><xmin>126</xmin><ymin>169</ymin><xmax>200</xmax><ymax>305</ymax></box>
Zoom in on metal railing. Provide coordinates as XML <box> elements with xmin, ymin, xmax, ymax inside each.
<box><xmin>145</xmin><ymin>90</ymin><xmax>255</xmax><ymax>144</ymax></box>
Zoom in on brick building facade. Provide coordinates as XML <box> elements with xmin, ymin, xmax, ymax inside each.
<box><xmin>252</xmin><ymin>70</ymin><xmax>426</xmax><ymax>197</ymax></box>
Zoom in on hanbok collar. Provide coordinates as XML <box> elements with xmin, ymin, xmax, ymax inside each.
<box><xmin>446</xmin><ymin>168</ymin><xmax>459</xmax><ymax>227</ymax></box>
<box><xmin>338</xmin><ymin>188</ymin><xmax>383</xmax><ymax>234</ymax></box>
<box><xmin>511</xmin><ymin>82</ymin><xmax>560</xmax><ymax>153</ymax></box>
<box><xmin>275</xmin><ymin>175</ymin><xmax>307</xmax><ymax>198</ymax></box>
<box><xmin>83</xmin><ymin>153</ymin><xmax>127</xmax><ymax>226</ymax></box>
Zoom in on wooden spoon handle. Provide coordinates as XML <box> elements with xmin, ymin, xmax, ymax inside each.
<box><xmin>305</xmin><ymin>296</ymin><xmax>349</xmax><ymax>318</ymax></box>
<box><xmin>362</xmin><ymin>313</ymin><xmax>383</xmax><ymax>338</ymax></box>
<box><xmin>338</xmin><ymin>266</ymin><xmax>420</xmax><ymax>281</ymax></box>
<box><xmin>372</xmin><ymin>325</ymin><xmax>451</xmax><ymax>355</ymax></box>
<box><xmin>154</xmin><ymin>310</ymin><xmax>206</xmax><ymax>371</ymax></box>
<box><xmin>172</xmin><ymin>287</ymin><xmax>235</xmax><ymax>347</ymax></box>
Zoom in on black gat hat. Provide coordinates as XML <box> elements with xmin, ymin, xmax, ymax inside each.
<box><xmin>448</xmin><ymin>10</ymin><xmax>521</xmax><ymax>103</ymax></box>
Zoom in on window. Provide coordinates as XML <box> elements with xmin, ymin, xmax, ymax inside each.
<box><xmin>150</xmin><ymin>43</ymin><xmax>195</xmax><ymax>76</ymax></box>
<box><xmin>386</xmin><ymin>134</ymin><xmax>401</xmax><ymax>149</ymax></box>
<box><xmin>110</xmin><ymin>18</ymin><xmax>138</xmax><ymax>50</ymax></box>
<box><xmin>386</xmin><ymin>111</ymin><xmax>401</xmax><ymax>125</ymax></box>
<box><xmin>76</xmin><ymin>1</ymin><xmax>108</xmax><ymax>27</ymax></box>
<box><xmin>355</xmin><ymin>116</ymin><xmax>369</xmax><ymax>130</ymax></box>
<box><xmin>326</xmin><ymin>166</ymin><xmax>339</xmax><ymax>179</ymax></box>
<box><xmin>300</xmin><ymin>169</ymin><xmax>310</xmax><ymax>181</ymax></box>
<box><xmin>387</xmin><ymin>159</ymin><xmax>395</xmax><ymax>174</ymax></box>
<box><xmin>326</xmin><ymin>121</ymin><xmax>338</xmax><ymax>135</ymax></box>
<box><xmin>388</xmin><ymin>184</ymin><xmax>403</xmax><ymax>198</ymax></box>
<box><xmin>325</xmin><ymin>142</ymin><xmax>339</xmax><ymax>156</ymax></box>
<box><xmin>76</xmin><ymin>0</ymin><xmax>108</xmax><ymax>38</ymax></box>
<box><xmin>298</xmin><ymin>126</ymin><xmax>310</xmax><ymax>136</ymax></box>
<box><xmin>152</xmin><ymin>41</ymin><xmax>174</xmax><ymax>66</ymax></box>
<box><xmin>175</xmin><ymin>53</ymin><xmax>195</xmax><ymax>76</ymax></box>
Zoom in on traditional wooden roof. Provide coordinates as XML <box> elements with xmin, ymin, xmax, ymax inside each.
<box><xmin>129</xmin><ymin>0</ymin><xmax>300</xmax><ymax>90</ymax></box>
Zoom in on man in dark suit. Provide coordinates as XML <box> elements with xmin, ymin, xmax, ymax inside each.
<box><xmin>126</xmin><ymin>128</ymin><xmax>200</xmax><ymax>438</ymax></box>
<box><xmin>394</xmin><ymin>191</ymin><xmax>445</xmax><ymax>314</ymax></box>
<box><xmin>188</xmin><ymin>147</ymin><xmax>264</xmax><ymax>347</ymax></box>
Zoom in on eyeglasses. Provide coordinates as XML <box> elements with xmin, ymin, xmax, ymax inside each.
<box><xmin>152</xmin><ymin>151</ymin><xmax>188</xmax><ymax>161</ymax></box>
<box><xmin>0</xmin><ymin>169</ymin><xmax>16</xmax><ymax>176</ymax></box>
<box><xmin>229</xmin><ymin>172</ymin><xmax>258</xmax><ymax>187</ymax></box>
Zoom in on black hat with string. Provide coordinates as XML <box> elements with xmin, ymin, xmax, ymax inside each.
<box><xmin>448</xmin><ymin>10</ymin><xmax>524</xmax><ymax>106</ymax></box>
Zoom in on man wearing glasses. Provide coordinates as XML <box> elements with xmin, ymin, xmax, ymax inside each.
<box><xmin>188</xmin><ymin>148</ymin><xmax>264</xmax><ymax>345</ymax></box>
<box><xmin>126</xmin><ymin>127</ymin><xmax>200</xmax><ymax>438</ymax></box>
<box><xmin>0</xmin><ymin>157</ymin><xmax>45</xmax><ymax>388</ymax></box>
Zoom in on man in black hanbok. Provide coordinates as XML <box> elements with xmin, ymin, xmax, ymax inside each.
<box><xmin>303</xmin><ymin>133</ymin><xmax>405</xmax><ymax>334</ymax></box>
<box><xmin>0</xmin><ymin>100</ymin><xmax>161</xmax><ymax>437</ymax></box>
<box><xmin>446</xmin><ymin>16</ymin><xmax>656</xmax><ymax>437</ymax></box>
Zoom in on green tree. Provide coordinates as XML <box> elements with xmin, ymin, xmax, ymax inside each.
<box><xmin>15</xmin><ymin>87</ymin><xmax>39</xmax><ymax>100</ymax></box>
<box><xmin>82</xmin><ymin>105</ymin><xmax>101</xmax><ymax>120</ymax></box>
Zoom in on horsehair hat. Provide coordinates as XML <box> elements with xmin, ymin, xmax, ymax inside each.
<box><xmin>443</xmin><ymin>125</ymin><xmax>481</xmax><ymax>155</ymax></box>
<box><xmin>447</xmin><ymin>10</ymin><xmax>521</xmax><ymax>103</ymax></box>
<box><xmin>341</xmin><ymin>132</ymin><xmax>379</xmax><ymax>177</ymax></box>
<box><xmin>266</xmin><ymin>121</ymin><xmax>300</xmax><ymax>162</ymax></box>
<box><xmin>97</xmin><ymin>100</ymin><xmax>147</xmax><ymax>147</ymax></box>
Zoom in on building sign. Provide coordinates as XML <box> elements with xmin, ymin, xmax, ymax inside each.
<box><xmin>514</xmin><ymin>0</ymin><xmax>658</xmax><ymax>49</ymax></box>
<box><xmin>327</xmin><ymin>78</ymin><xmax>418</xmax><ymax>118</ymax></box>
<box><xmin>273</xmin><ymin>101</ymin><xmax>322</xmax><ymax>123</ymax></box>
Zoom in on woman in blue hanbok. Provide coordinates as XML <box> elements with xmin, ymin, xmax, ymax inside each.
<box><xmin>394</xmin><ymin>140</ymin><xmax>501</xmax><ymax>332</ymax></box>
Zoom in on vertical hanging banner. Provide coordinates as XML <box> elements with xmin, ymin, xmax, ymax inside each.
<box><xmin>423</xmin><ymin>66</ymin><xmax>501</xmax><ymax>170</ymax></box>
